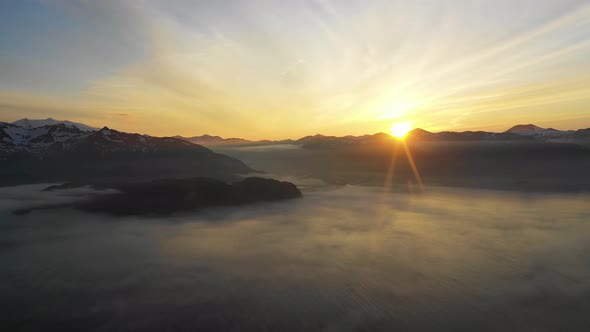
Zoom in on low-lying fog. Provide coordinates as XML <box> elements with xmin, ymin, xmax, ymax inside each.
<box><xmin>215</xmin><ymin>142</ymin><xmax>590</xmax><ymax>192</ymax></box>
<box><xmin>1</xmin><ymin>183</ymin><xmax>590</xmax><ymax>331</ymax></box>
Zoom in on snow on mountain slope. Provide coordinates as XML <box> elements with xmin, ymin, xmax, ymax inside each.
<box><xmin>27</xmin><ymin>125</ymin><xmax>92</xmax><ymax>153</ymax></box>
<box><xmin>57</xmin><ymin>127</ymin><xmax>199</xmax><ymax>155</ymax></box>
<box><xmin>0</xmin><ymin>123</ymin><xmax>253</xmax><ymax>185</ymax></box>
<box><xmin>0</xmin><ymin>122</ymin><xmax>91</xmax><ymax>157</ymax></box>
<box><xmin>0</xmin><ymin>122</ymin><xmax>207</xmax><ymax>157</ymax></box>
<box><xmin>1</xmin><ymin>123</ymin><xmax>43</xmax><ymax>145</ymax></box>
<box><xmin>12</xmin><ymin>118</ymin><xmax>97</xmax><ymax>132</ymax></box>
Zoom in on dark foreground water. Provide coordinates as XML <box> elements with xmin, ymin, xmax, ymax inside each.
<box><xmin>1</xmin><ymin>185</ymin><xmax>590</xmax><ymax>331</ymax></box>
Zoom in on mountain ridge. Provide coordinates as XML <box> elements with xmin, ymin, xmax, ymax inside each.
<box><xmin>176</xmin><ymin>124</ymin><xmax>590</xmax><ymax>146</ymax></box>
<box><xmin>12</xmin><ymin>118</ymin><xmax>97</xmax><ymax>132</ymax></box>
<box><xmin>0</xmin><ymin>122</ymin><xmax>251</xmax><ymax>186</ymax></box>
<box><xmin>4</xmin><ymin>118</ymin><xmax>590</xmax><ymax>148</ymax></box>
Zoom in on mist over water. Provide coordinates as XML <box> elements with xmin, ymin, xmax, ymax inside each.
<box><xmin>2</xmin><ymin>184</ymin><xmax>590</xmax><ymax>331</ymax></box>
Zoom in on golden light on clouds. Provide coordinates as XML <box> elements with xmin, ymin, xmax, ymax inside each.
<box><xmin>0</xmin><ymin>1</ymin><xmax>589</xmax><ymax>138</ymax></box>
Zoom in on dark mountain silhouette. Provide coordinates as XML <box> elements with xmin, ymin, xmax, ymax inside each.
<box><xmin>505</xmin><ymin>124</ymin><xmax>574</xmax><ymax>138</ymax></box>
<box><xmin>174</xmin><ymin>124</ymin><xmax>590</xmax><ymax>149</ymax></box>
<box><xmin>293</xmin><ymin>125</ymin><xmax>590</xmax><ymax>148</ymax></box>
<box><xmin>505</xmin><ymin>124</ymin><xmax>548</xmax><ymax>133</ymax></box>
<box><xmin>574</xmin><ymin>128</ymin><xmax>590</xmax><ymax>139</ymax></box>
<box><xmin>404</xmin><ymin>128</ymin><xmax>533</xmax><ymax>142</ymax></box>
<box><xmin>222</xmin><ymin>127</ymin><xmax>590</xmax><ymax>192</ymax></box>
<box><xmin>174</xmin><ymin>134</ymin><xmax>252</xmax><ymax>146</ymax></box>
<box><xmin>294</xmin><ymin>129</ymin><xmax>533</xmax><ymax>148</ymax></box>
<box><xmin>174</xmin><ymin>134</ymin><xmax>294</xmax><ymax>147</ymax></box>
<box><xmin>296</xmin><ymin>132</ymin><xmax>396</xmax><ymax>148</ymax></box>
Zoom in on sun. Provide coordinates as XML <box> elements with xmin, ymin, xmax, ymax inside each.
<box><xmin>390</xmin><ymin>122</ymin><xmax>412</xmax><ymax>138</ymax></box>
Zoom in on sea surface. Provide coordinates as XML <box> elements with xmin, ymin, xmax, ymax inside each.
<box><xmin>1</xmin><ymin>185</ymin><xmax>590</xmax><ymax>331</ymax></box>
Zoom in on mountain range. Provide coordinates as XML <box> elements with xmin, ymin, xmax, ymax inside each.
<box><xmin>6</xmin><ymin>118</ymin><xmax>588</xmax><ymax>149</ymax></box>
<box><xmin>173</xmin><ymin>134</ymin><xmax>294</xmax><ymax>146</ymax></box>
<box><xmin>178</xmin><ymin>124</ymin><xmax>590</xmax><ymax>148</ymax></box>
<box><xmin>2</xmin><ymin>118</ymin><xmax>590</xmax><ymax>191</ymax></box>
<box><xmin>2</xmin><ymin>118</ymin><xmax>589</xmax><ymax>158</ymax></box>
<box><xmin>0</xmin><ymin>119</ymin><xmax>250</xmax><ymax>186</ymax></box>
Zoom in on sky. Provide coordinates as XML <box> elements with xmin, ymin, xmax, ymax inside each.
<box><xmin>0</xmin><ymin>0</ymin><xmax>589</xmax><ymax>139</ymax></box>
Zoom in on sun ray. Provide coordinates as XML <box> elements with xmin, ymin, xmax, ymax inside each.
<box><xmin>402</xmin><ymin>140</ymin><xmax>425</xmax><ymax>191</ymax></box>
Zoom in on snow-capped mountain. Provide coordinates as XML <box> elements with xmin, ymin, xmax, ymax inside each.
<box><xmin>0</xmin><ymin>122</ymin><xmax>89</xmax><ymax>156</ymax></box>
<box><xmin>0</xmin><ymin>122</ymin><xmax>251</xmax><ymax>185</ymax></box>
<box><xmin>57</xmin><ymin>127</ymin><xmax>203</xmax><ymax>155</ymax></box>
<box><xmin>12</xmin><ymin>118</ymin><xmax>97</xmax><ymax>132</ymax></box>
<box><xmin>0</xmin><ymin>122</ymin><xmax>231</xmax><ymax>159</ymax></box>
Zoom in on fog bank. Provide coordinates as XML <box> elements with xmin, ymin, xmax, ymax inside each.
<box><xmin>1</xmin><ymin>185</ymin><xmax>590</xmax><ymax>331</ymax></box>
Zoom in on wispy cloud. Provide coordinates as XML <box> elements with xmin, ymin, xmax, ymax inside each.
<box><xmin>1</xmin><ymin>0</ymin><xmax>589</xmax><ymax>137</ymax></box>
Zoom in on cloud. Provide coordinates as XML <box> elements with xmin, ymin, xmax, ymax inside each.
<box><xmin>1</xmin><ymin>0</ymin><xmax>590</xmax><ymax>137</ymax></box>
<box><xmin>2</xmin><ymin>182</ymin><xmax>590</xmax><ymax>330</ymax></box>
<box><xmin>0</xmin><ymin>183</ymin><xmax>118</xmax><ymax>212</ymax></box>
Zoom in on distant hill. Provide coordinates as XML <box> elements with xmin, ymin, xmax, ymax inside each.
<box><xmin>175</xmin><ymin>134</ymin><xmax>293</xmax><ymax>147</ymax></box>
<box><xmin>574</xmin><ymin>128</ymin><xmax>590</xmax><ymax>139</ymax></box>
<box><xmin>505</xmin><ymin>124</ymin><xmax>573</xmax><ymax>138</ymax></box>
<box><xmin>506</xmin><ymin>124</ymin><xmax>547</xmax><ymax>133</ymax></box>
<box><xmin>174</xmin><ymin>134</ymin><xmax>252</xmax><ymax>146</ymax></box>
<box><xmin>296</xmin><ymin>133</ymin><xmax>395</xmax><ymax>148</ymax></box>
<box><xmin>404</xmin><ymin>128</ymin><xmax>533</xmax><ymax>142</ymax></box>
<box><xmin>294</xmin><ymin>125</ymin><xmax>590</xmax><ymax>149</ymax></box>
<box><xmin>295</xmin><ymin>128</ymin><xmax>537</xmax><ymax>149</ymax></box>
<box><xmin>244</xmin><ymin>130</ymin><xmax>590</xmax><ymax>193</ymax></box>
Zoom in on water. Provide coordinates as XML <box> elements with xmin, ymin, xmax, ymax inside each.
<box><xmin>1</xmin><ymin>185</ymin><xmax>590</xmax><ymax>331</ymax></box>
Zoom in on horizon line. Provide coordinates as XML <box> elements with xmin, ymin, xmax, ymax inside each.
<box><xmin>2</xmin><ymin>117</ymin><xmax>589</xmax><ymax>142</ymax></box>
